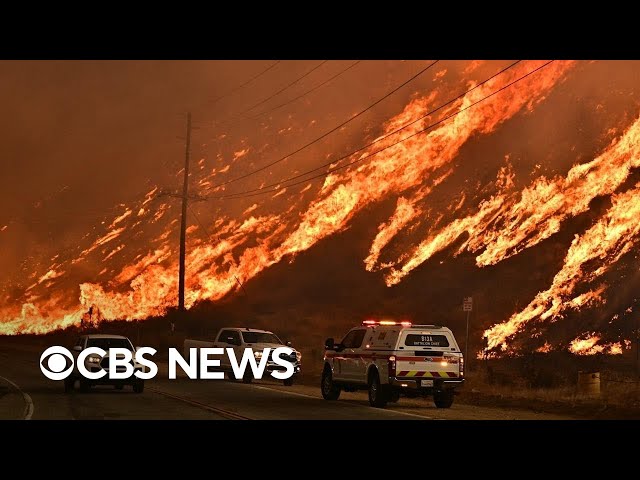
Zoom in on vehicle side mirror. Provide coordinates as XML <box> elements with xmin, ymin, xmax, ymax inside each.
<box><xmin>324</xmin><ymin>338</ymin><xmax>335</xmax><ymax>350</ymax></box>
<box><xmin>286</xmin><ymin>341</ymin><xmax>292</xmax><ymax>347</ymax></box>
<box><xmin>73</xmin><ymin>345</ymin><xmax>82</xmax><ymax>352</ymax></box>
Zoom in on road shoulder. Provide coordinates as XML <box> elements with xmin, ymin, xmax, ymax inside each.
<box><xmin>0</xmin><ymin>375</ymin><xmax>32</xmax><ymax>420</ymax></box>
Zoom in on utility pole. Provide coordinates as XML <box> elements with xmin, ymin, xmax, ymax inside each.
<box><xmin>178</xmin><ymin>112</ymin><xmax>192</xmax><ymax>313</ymax></box>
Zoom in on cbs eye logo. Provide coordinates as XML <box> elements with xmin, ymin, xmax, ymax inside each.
<box><xmin>40</xmin><ymin>346</ymin><xmax>75</xmax><ymax>380</ymax></box>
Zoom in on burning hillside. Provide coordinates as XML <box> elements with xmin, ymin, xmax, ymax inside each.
<box><xmin>1</xmin><ymin>60</ymin><xmax>639</xmax><ymax>359</ymax></box>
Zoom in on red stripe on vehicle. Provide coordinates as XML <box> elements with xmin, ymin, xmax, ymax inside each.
<box><xmin>396</xmin><ymin>356</ymin><xmax>439</xmax><ymax>361</ymax></box>
<box><xmin>324</xmin><ymin>352</ymin><xmax>391</xmax><ymax>360</ymax></box>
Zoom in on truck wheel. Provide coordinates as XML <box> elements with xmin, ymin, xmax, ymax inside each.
<box><xmin>242</xmin><ymin>371</ymin><xmax>253</xmax><ymax>384</ymax></box>
<box><xmin>64</xmin><ymin>377</ymin><xmax>75</xmax><ymax>393</ymax></box>
<box><xmin>321</xmin><ymin>368</ymin><xmax>341</xmax><ymax>400</ymax></box>
<box><xmin>368</xmin><ymin>371</ymin><xmax>389</xmax><ymax>408</ymax></box>
<box><xmin>133</xmin><ymin>380</ymin><xmax>144</xmax><ymax>393</ymax></box>
<box><xmin>283</xmin><ymin>377</ymin><xmax>294</xmax><ymax>387</ymax></box>
<box><xmin>434</xmin><ymin>390</ymin><xmax>454</xmax><ymax>408</ymax></box>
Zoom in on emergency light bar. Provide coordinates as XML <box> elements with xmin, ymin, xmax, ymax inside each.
<box><xmin>362</xmin><ymin>320</ymin><xmax>412</xmax><ymax>327</ymax></box>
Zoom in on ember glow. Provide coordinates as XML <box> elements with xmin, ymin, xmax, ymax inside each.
<box><xmin>2</xmin><ymin>60</ymin><xmax>640</xmax><ymax>358</ymax></box>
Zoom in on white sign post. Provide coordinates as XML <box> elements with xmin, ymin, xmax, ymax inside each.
<box><xmin>463</xmin><ymin>297</ymin><xmax>472</xmax><ymax>366</ymax></box>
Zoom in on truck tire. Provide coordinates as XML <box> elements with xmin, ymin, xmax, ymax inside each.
<box><xmin>64</xmin><ymin>377</ymin><xmax>74</xmax><ymax>393</ymax></box>
<box><xmin>434</xmin><ymin>390</ymin><xmax>454</xmax><ymax>408</ymax></box>
<box><xmin>283</xmin><ymin>377</ymin><xmax>294</xmax><ymax>387</ymax></box>
<box><xmin>79</xmin><ymin>380</ymin><xmax>90</xmax><ymax>393</ymax></box>
<box><xmin>368</xmin><ymin>371</ymin><xmax>389</xmax><ymax>408</ymax></box>
<box><xmin>133</xmin><ymin>380</ymin><xmax>144</xmax><ymax>393</ymax></box>
<box><xmin>321</xmin><ymin>367</ymin><xmax>341</xmax><ymax>400</ymax></box>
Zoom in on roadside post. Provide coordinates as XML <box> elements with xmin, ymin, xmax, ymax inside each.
<box><xmin>463</xmin><ymin>297</ymin><xmax>473</xmax><ymax>368</ymax></box>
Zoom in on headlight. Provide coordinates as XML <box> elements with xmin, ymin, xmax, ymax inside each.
<box><xmin>253</xmin><ymin>351</ymin><xmax>263</xmax><ymax>359</ymax></box>
<box><xmin>295</xmin><ymin>351</ymin><xmax>302</xmax><ymax>361</ymax></box>
<box><xmin>88</xmin><ymin>355</ymin><xmax>101</xmax><ymax>364</ymax></box>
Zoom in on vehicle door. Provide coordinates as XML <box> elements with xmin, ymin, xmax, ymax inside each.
<box><xmin>217</xmin><ymin>330</ymin><xmax>239</xmax><ymax>369</ymax></box>
<box><xmin>228</xmin><ymin>330</ymin><xmax>244</xmax><ymax>371</ymax></box>
<box><xmin>339</xmin><ymin>328</ymin><xmax>366</xmax><ymax>382</ymax></box>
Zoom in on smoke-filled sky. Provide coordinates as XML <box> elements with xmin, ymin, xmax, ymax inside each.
<box><xmin>2</xmin><ymin>60</ymin><xmax>640</xmax><ymax>357</ymax></box>
<box><xmin>0</xmin><ymin>60</ymin><xmax>432</xmax><ymax>273</ymax></box>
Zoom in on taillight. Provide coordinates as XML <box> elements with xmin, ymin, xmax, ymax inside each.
<box><xmin>388</xmin><ymin>355</ymin><xmax>396</xmax><ymax>378</ymax></box>
<box><xmin>459</xmin><ymin>356</ymin><xmax>464</xmax><ymax>377</ymax></box>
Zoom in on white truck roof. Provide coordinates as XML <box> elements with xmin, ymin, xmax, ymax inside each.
<box><xmin>219</xmin><ymin>327</ymin><xmax>273</xmax><ymax>334</ymax></box>
<box><xmin>358</xmin><ymin>323</ymin><xmax>460</xmax><ymax>352</ymax></box>
<box><xmin>81</xmin><ymin>334</ymin><xmax>129</xmax><ymax>339</ymax></box>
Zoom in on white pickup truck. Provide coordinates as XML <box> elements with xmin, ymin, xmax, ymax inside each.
<box><xmin>184</xmin><ymin>327</ymin><xmax>301</xmax><ymax>385</ymax></box>
<box><xmin>321</xmin><ymin>320</ymin><xmax>464</xmax><ymax>408</ymax></box>
<box><xmin>66</xmin><ymin>334</ymin><xmax>146</xmax><ymax>393</ymax></box>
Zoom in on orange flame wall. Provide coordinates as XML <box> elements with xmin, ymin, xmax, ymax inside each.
<box><xmin>7</xmin><ymin>60</ymin><xmax>635</xmax><ymax>358</ymax></box>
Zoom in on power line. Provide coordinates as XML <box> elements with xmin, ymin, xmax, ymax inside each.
<box><xmin>222</xmin><ymin>60</ymin><xmax>362</xmax><ymax>129</ymax></box>
<box><xmin>205</xmin><ymin>60</ymin><xmax>329</xmax><ymax>128</ymax></box>
<box><xmin>215</xmin><ymin>60</ymin><xmax>550</xmax><ymax>200</ymax></box>
<box><xmin>211</xmin><ymin>60</ymin><xmax>522</xmax><ymax>199</ymax></box>
<box><xmin>199</xmin><ymin>61</ymin><xmax>281</xmax><ymax>110</ymax></box>
<box><xmin>208</xmin><ymin>60</ymin><xmax>440</xmax><ymax>190</ymax></box>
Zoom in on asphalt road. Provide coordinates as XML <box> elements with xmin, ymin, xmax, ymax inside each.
<box><xmin>0</xmin><ymin>341</ymin><xmax>573</xmax><ymax>420</ymax></box>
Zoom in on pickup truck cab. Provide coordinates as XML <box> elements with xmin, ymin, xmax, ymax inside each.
<box><xmin>321</xmin><ymin>320</ymin><xmax>464</xmax><ymax>408</ymax></box>
<box><xmin>184</xmin><ymin>327</ymin><xmax>301</xmax><ymax>385</ymax></box>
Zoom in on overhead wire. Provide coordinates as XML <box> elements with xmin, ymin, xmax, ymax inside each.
<box><xmin>207</xmin><ymin>60</ymin><xmax>440</xmax><ymax>190</ymax></box>
<box><xmin>198</xmin><ymin>60</ymin><xmax>281</xmax><ymax>110</ymax></box>
<box><xmin>214</xmin><ymin>60</ymin><xmax>521</xmax><ymax>198</ymax></box>
<box><xmin>212</xmin><ymin>60</ymin><xmax>553</xmax><ymax>200</ymax></box>
<box><xmin>203</xmin><ymin>60</ymin><xmax>329</xmax><ymax>128</ymax></box>
<box><xmin>224</xmin><ymin>60</ymin><xmax>362</xmax><ymax>129</ymax></box>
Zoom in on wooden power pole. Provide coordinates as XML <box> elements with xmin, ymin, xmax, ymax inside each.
<box><xmin>178</xmin><ymin>112</ymin><xmax>192</xmax><ymax>312</ymax></box>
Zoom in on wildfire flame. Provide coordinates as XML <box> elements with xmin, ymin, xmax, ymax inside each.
<box><xmin>9</xmin><ymin>59</ymin><xmax>636</xmax><ymax>355</ymax></box>
<box><xmin>483</xmin><ymin>176</ymin><xmax>640</xmax><ymax>352</ymax></box>
<box><xmin>569</xmin><ymin>333</ymin><xmax>624</xmax><ymax>356</ymax></box>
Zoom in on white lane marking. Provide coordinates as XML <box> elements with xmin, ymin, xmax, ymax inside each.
<box><xmin>0</xmin><ymin>375</ymin><xmax>34</xmax><ymax>420</ymax></box>
<box><xmin>250</xmin><ymin>384</ymin><xmax>434</xmax><ymax>420</ymax></box>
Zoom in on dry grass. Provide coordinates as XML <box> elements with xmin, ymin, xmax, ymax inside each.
<box><xmin>459</xmin><ymin>365</ymin><xmax>640</xmax><ymax>418</ymax></box>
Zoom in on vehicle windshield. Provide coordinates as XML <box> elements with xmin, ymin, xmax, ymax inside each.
<box><xmin>86</xmin><ymin>338</ymin><xmax>133</xmax><ymax>350</ymax></box>
<box><xmin>241</xmin><ymin>332</ymin><xmax>282</xmax><ymax>344</ymax></box>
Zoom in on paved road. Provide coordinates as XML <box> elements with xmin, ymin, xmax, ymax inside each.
<box><xmin>0</xmin><ymin>341</ymin><xmax>573</xmax><ymax>420</ymax></box>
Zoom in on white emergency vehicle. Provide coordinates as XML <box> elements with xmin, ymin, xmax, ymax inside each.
<box><xmin>321</xmin><ymin>320</ymin><xmax>464</xmax><ymax>408</ymax></box>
